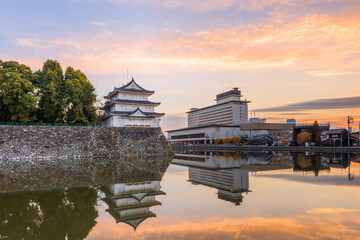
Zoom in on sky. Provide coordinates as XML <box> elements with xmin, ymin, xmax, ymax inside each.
<box><xmin>1</xmin><ymin>0</ymin><xmax>360</xmax><ymax>131</ymax></box>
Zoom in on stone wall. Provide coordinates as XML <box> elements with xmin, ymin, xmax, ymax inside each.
<box><xmin>0</xmin><ymin>126</ymin><xmax>173</xmax><ymax>160</ymax></box>
<box><xmin>0</xmin><ymin>155</ymin><xmax>172</xmax><ymax>194</ymax></box>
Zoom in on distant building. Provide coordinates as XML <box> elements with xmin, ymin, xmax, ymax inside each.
<box><xmin>321</xmin><ymin>129</ymin><xmax>348</xmax><ymax>146</ymax></box>
<box><xmin>187</xmin><ymin>88</ymin><xmax>250</xmax><ymax>127</ymax></box>
<box><xmin>100</xmin><ymin>78</ymin><xmax>164</xmax><ymax>128</ymax></box>
<box><xmin>239</xmin><ymin>122</ymin><xmax>294</xmax><ymax>139</ymax></box>
<box><xmin>286</xmin><ymin>119</ymin><xmax>296</xmax><ymax>124</ymax></box>
<box><xmin>292</xmin><ymin>123</ymin><xmax>330</xmax><ymax>145</ymax></box>
<box><xmin>249</xmin><ymin>117</ymin><xmax>266</xmax><ymax>123</ymax></box>
<box><xmin>101</xmin><ymin>181</ymin><xmax>165</xmax><ymax>230</ymax></box>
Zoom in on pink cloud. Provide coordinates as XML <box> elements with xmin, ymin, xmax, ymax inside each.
<box><xmin>15</xmin><ymin>13</ymin><xmax>360</xmax><ymax>75</ymax></box>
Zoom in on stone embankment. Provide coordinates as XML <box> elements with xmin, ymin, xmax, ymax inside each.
<box><xmin>0</xmin><ymin>126</ymin><xmax>173</xmax><ymax>160</ymax></box>
<box><xmin>0</xmin><ymin>155</ymin><xmax>172</xmax><ymax>194</ymax></box>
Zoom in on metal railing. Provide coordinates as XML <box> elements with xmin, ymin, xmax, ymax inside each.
<box><xmin>0</xmin><ymin>122</ymin><xmax>101</xmax><ymax>127</ymax></box>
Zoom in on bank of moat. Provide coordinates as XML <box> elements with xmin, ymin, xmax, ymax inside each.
<box><xmin>0</xmin><ymin>126</ymin><xmax>173</xmax><ymax>161</ymax></box>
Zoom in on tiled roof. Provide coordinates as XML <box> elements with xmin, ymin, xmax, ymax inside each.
<box><xmin>113</xmin><ymin>99</ymin><xmax>160</xmax><ymax>105</ymax></box>
<box><xmin>104</xmin><ymin>78</ymin><xmax>154</xmax><ymax>99</ymax></box>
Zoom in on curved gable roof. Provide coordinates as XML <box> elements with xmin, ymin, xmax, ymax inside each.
<box><xmin>116</xmin><ymin>78</ymin><xmax>154</xmax><ymax>94</ymax></box>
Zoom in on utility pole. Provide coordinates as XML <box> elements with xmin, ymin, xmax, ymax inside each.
<box><xmin>347</xmin><ymin>116</ymin><xmax>353</xmax><ymax>147</ymax></box>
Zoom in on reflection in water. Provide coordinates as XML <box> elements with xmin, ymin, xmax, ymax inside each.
<box><xmin>101</xmin><ymin>181</ymin><xmax>165</xmax><ymax>229</ymax></box>
<box><xmin>1</xmin><ymin>152</ymin><xmax>360</xmax><ymax>239</ymax></box>
<box><xmin>0</xmin><ymin>188</ymin><xmax>98</xmax><ymax>240</ymax></box>
<box><xmin>173</xmin><ymin>151</ymin><xmax>360</xmax><ymax>206</ymax></box>
<box><xmin>189</xmin><ymin>168</ymin><xmax>249</xmax><ymax>205</ymax></box>
<box><xmin>0</xmin><ymin>156</ymin><xmax>172</xmax><ymax>239</ymax></box>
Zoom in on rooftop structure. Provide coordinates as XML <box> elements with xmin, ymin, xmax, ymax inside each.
<box><xmin>240</xmin><ymin>122</ymin><xmax>294</xmax><ymax>139</ymax></box>
<box><xmin>100</xmin><ymin>78</ymin><xmax>164</xmax><ymax>128</ymax></box>
<box><xmin>187</xmin><ymin>88</ymin><xmax>250</xmax><ymax>127</ymax></box>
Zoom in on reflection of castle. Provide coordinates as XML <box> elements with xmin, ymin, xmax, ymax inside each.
<box><xmin>101</xmin><ymin>181</ymin><xmax>165</xmax><ymax>230</ymax></box>
<box><xmin>189</xmin><ymin>168</ymin><xmax>250</xmax><ymax>206</ymax></box>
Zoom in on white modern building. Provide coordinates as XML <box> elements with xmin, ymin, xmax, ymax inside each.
<box><xmin>100</xmin><ymin>78</ymin><xmax>164</xmax><ymax>127</ymax></box>
<box><xmin>187</xmin><ymin>88</ymin><xmax>250</xmax><ymax>127</ymax></box>
<box><xmin>167</xmin><ymin>124</ymin><xmax>267</xmax><ymax>145</ymax></box>
<box><xmin>101</xmin><ymin>181</ymin><xmax>165</xmax><ymax>230</ymax></box>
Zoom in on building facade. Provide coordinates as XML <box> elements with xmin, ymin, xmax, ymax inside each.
<box><xmin>100</xmin><ymin>78</ymin><xmax>164</xmax><ymax>128</ymax></box>
<box><xmin>187</xmin><ymin>88</ymin><xmax>250</xmax><ymax>127</ymax></box>
<box><xmin>239</xmin><ymin>122</ymin><xmax>294</xmax><ymax>139</ymax></box>
<box><xmin>167</xmin><ymin>124</ymin><xmax>267</xmax><ymax>145</ymax></box>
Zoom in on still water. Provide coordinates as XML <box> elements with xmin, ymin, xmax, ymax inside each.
<box><xmin>1</xmin><ymin>151</ymin><xmax>360</xmax><ymax>239</ymax></box>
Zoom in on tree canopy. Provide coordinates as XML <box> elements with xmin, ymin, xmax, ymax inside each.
<box><xmin>0</xmin><ymin>61</ymin><xmax>37</xmax><ymax>122</ymax></box>
<box><xmin>0</xmin><ymin>59</ymin><xmax>97</xmax><ymax>123</ymax></box>
<box><xmin>297</xmin><ymin>132</ymin><xmax>312</xmax><ymax>146</ymax></box>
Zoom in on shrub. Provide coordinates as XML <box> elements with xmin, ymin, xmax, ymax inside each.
<box><xmin>222</xmin><ymin>137</ymin><xmax>232</xmax><ymax>144</ymax></box>
<box><xmin>232</xmin><ymin>136</ymin><xmax>242</xmax><ymax>145</ymax></box>
<box><xmin>214</xmin><ymin>138</ymin><xmax>222</xmax><ymax>144</ymax></box>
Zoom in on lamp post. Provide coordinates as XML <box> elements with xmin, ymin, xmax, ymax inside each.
<box><xmin>348</xmin><ymin>116</ymin><xmax>353</xmax><ymax>147</ymax></box>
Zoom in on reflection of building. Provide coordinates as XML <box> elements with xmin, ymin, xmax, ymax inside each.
<box><xmin>187</xmin><ymin>88</ymin><xmax>250</xmax><ymax>127</ymax></box>
<box><xmin>101</xmin><ymin>181</ymin><xmax>165</xmax><ymax>230</ymax></box>
<box><xmin>189</xmin><ymin>167</ymin><xmax>250</xmax><ymax>205</ymax></box>
<box><xmin>100</xmin><ymin>78</ymin><xmax>164</xmax><ymax>127</ymax></box>
<box><xmin>172</xmin><ymin>151</ymin><xmax>273</xmax><ymax>169</ymax></box>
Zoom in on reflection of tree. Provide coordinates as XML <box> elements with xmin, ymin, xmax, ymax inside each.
<box><xmin>0</xmin><ymin>188</ymin><xmax>98</xmax><ymax>240</ymax></box>
<box><xmin>293</xmin><ymin>153</ymin><xmax>329</xmax><ymax>176</ymax></box>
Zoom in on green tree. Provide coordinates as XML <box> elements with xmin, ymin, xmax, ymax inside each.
<box><xmin>311</xmin><ymin>120</ymin><xmax>322</xmax><ymax>143</ymax></box>
<box><xmin>0</xmin><ymin>60</ymin><xmax>37</xmax><ymax>122</ymax></box>
<box><xmin>37</xmin><ymin>60</ymin><xmax>65</xmax><ymax>123</ymax></box>
<box><xmin>64</xmin><ymin>67</ymin><xmax>97</xmax><ymax>123</ymax></box>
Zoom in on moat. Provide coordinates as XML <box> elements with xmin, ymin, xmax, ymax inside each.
<box><xmin>1</xmin><ymin>151</ymin><xmax>360</xmax><ymax>239</ymax></box>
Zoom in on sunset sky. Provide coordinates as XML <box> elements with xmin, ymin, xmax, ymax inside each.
<box><xmin>1</xmin><ymin>0</ymin><xmax>360</xmax><ymax>131</ymax></box>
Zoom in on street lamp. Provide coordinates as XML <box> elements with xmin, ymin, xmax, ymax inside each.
<box><xmin>348</xmin><ymin>116</ymin><xmax>354</xmax><ymax>146</ymax></box>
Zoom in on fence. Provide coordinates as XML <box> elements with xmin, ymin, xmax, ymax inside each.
<box><xmin>0</xmin><ymin>122</ymin><xmax>101</xmax><ymax>127</ymax></box>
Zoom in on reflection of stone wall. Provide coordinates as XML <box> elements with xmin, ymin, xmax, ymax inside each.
<box><xmin>0</xmin><ymin>126</ymin><xmax>173</xmax><ymax>160</ymax></box>
<box><xmin>0</xmin><ymin>155</ymin><xmax>172</xmax><ymax>194</ymax></box>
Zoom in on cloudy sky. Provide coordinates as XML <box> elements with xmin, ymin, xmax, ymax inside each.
<box><xmin>1</xmin><ymin>0</ymin><xmax>360</xmax><ymax>130</ymax></box>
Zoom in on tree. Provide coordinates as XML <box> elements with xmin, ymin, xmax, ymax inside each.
<box><xmin>311</xmin><ymin>120</ymin><xmax>322</xmax><ymax>142</ymax></box>
<box><xmin>37</xmin><ymin>60</ymin><xmax>65</xmax><ymax>123</ymax></box>
<box><xmin>36</xmin><ymin>60</ymin><xmax>97</xmax><ymax>123</ymax></box>
<box><xmin>232</xmin><ymin>136</ymin><xmax>242</xmax><ymax>145</ymax></box>
<box><xmin>297</xmin><ymin>132</ymin><xmax>311</xmax><ymax>146</ymax></box>
<box><xmin>0</xmin><ymin>61</ymin><xmax>37</xmax><ymax>122</ymax></box>
<box><xmin>64</xmin><ymin>67</ymin><xmax>97</xmax><ymax>123</ymax></box>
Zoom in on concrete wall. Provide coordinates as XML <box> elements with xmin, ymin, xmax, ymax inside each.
<box><xmin>0</xmin><ymin>126</ymin><xmax>173</xmax><ymax>161</ymax></box>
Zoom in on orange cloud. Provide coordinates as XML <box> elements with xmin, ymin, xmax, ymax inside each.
<box><xmin>87</xmin><ymin>213</ymin><xmax>360</xmax><ymax>239</ymax></box>
<box><xmin>307</xmin><ymin>208</ymin><xmax>360</xmax><ymax>215</ymax></box>
<box><xmin>16</xmin><ymin>13</ymin><xmax>360</xmax><ymax>76</ymax></box>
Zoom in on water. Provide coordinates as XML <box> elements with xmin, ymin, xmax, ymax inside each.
<box><xmin>1</xmin><ymin>151</ymin><xmax>360</xmax><ymax>239</ymax></box>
